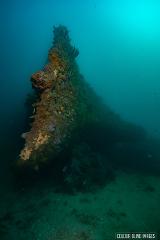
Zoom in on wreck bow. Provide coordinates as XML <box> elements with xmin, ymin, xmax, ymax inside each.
<box><xmin>18</xmin><ymin>25</ymin><xmax>146</xmax><ymax>172</ymax></box>
<box><xmin>19</xmin><ymin>26</ymin><xmax>83</xmax><ymax>168</ymax></box>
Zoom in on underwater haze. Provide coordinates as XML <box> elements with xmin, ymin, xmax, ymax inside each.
<box><xmin>2</xmin><ymin>0</ymin><xmax>160</xmax><ymax>138</ymax></box>
<box><xmin>1</xmin><ymin>1</ymin><xmax>160</xmax><ymax>239</ymax></box>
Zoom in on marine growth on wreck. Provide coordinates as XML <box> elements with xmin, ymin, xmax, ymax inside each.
<box><xmin>19</xmin><ymin>26</ymin><xmax>81</xmax><ymax>167</ymax></box>
<box><xmin>18</xmin><ymin>25</ymin><xmax>149</xmax><ymax>189</ymax></box>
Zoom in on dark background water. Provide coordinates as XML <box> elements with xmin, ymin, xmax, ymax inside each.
<box><xmin>1</xmin><ymin>0</ymin><xmax>160</xmax><ymax>175</ymax></box>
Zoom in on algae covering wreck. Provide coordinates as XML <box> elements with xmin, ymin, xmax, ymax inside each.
<box><xmin>18</xmin><ymin>25</ymin><xmax>147</xmax><ymax>180</ymax></box>
<box><xmin>19</xmin><ymin>25</ymin><xmax>99</xmax><ymax>169</ymax></box>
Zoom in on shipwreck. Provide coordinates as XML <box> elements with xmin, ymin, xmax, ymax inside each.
<box><xmin>18</xmin><ymin>25</ymin><xmax>156</xmax><ymax>190</ymax></box>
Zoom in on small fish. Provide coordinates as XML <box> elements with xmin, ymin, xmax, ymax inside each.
<box><xmin>21</xmin><ymin>132</ymin><xmax>28</xmax><ymax>139</ymax></box>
